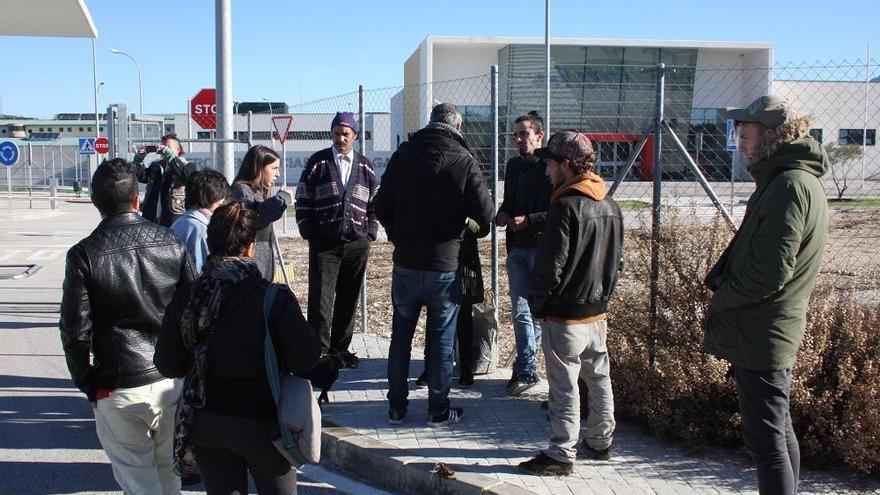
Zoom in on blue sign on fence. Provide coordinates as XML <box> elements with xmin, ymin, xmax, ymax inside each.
<box><xmin>0</xmin><ymin>141</ymin><xmax>20</xmax><ymax>167</ymax></box>
<box><xmin>78</xmin><ymin>138</ymin><xmax>96</xmax><ymax>156</ymax></box>
<box><xmin>725</xmin><ymin>119</ymin><xmax>738</xmax><ymax>152</ymax></box>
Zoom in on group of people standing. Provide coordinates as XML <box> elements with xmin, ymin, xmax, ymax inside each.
<box><xmin>59</xmin><ymin>94</ymin><xmax>827</xmax><ymax>495</ymax></box>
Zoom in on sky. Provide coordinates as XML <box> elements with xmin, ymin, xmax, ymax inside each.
<box><xmin>2</xmin><ymin>0</ymin><xmax>879</xmax><ymax>118</ymax></box>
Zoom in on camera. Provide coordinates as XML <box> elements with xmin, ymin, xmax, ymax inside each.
<box><xmin>144</xmin><ymin>145</ymin><xmax>158</xmax><ymax>153</ymax></box>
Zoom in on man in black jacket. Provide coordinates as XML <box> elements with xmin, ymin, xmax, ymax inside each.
<box><xmin>135</xmin><ymin>133</ymin><xmax>198</xmax><ymax>227</ymax></box>
<box><xmin>518</xmin><ymin>131</ymin><xmax>624</xmax><ymax>476</ymax></box>
<box><xmin>496</xmin><ymin>111</ymin><xmax>553</xmax><ymax>396</ymax></box>
<box><xmin>60</xmin><ymin>158</ymin><xmax>195</xmax><ymax>493</ymax></box>
<box><xmin>375</xmin><ymin>103</ymin><xmax>494</xmax><ymax>427</ymax></box>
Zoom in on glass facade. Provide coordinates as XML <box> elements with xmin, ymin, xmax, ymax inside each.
<box><xmin>498</xmin><ymin>44</ymin><xmax>699</xmax><ymax>176</ymax></box>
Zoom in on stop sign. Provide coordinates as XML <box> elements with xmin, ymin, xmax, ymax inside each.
<box><xmin>94</xmin><ymin>137</ymin><xmax>110</xmax><ymax>155</ymax></box>
<box><xmin>191</xmin><ymin>88</ymin><xmax>216</xmax><ymax>129</ymax></box>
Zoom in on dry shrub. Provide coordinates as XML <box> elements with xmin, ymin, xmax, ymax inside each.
<box><xmin>610</xmin><ymin>207</ymin><xmax>880</xmax><ymax>473</ymax></box>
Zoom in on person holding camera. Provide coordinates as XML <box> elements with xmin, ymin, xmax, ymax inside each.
<box><xmin>135</xmin><ymin>133</ymin><xmax>198</xmax><ymax>227</ymax></box>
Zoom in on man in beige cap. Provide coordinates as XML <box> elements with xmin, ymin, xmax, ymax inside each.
<box><xmin>518</xmin><ymin>131</ymin><xmax>624</xmax><ymax>476</ymax></box>
<box><xmin>705</xmin><ymin>95</ymin><xmax>828</xmax><ymax>494</ymax></box>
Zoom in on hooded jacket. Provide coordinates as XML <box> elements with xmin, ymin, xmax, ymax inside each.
<box><xmin>529</xmin><ymin>172</ymin><xmax>624</xmax><ymax>319</ymax></box>
<box><xmin>375</xmin><ymin>126</ymin><xmax>495</xmax><ymax>272</ymax></box>
<box><xmin>704</xmin><ymin>137</ymin><xmax>828</xmax><ymax>370</ymax></box>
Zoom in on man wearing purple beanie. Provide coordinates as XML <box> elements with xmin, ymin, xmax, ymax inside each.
<box><xmin>295</xmin><ymin>112</ymin><xmax>378</xmax><ymax>368</ymax></box>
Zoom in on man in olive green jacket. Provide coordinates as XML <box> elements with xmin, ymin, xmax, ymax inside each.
<box><xmin>704</xmin><ymin>95</ymin><xmax>828</xmax><ymax>495</ymax></box>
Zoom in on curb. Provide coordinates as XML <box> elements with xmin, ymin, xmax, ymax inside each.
<box><xmin>320</xmin><ymin>420</ymin><xmax>537</xmax><ymax>495</ymax></box>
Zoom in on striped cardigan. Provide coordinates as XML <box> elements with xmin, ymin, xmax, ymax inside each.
<box><xmin>295</xmin><ymin>147</ymin><xmax>379</xmax><ymax>242</ymax></box>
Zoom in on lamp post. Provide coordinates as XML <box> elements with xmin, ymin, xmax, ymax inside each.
<box><xmin>109</xmin><ymin>48</ymin><xmax>144</xmax><ymax>114</ymax></box>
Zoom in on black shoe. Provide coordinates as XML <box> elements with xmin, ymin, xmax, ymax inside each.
<box><xmin>415</xmin><ymin>371</ymin><xmax>428</xmax><ymax>388</ymax></box>
<box><xmin>506</xmin><ymin>370</ymin><xmax>517</xmax><ymax>389</ymax></box>
<box><xmin>457</xmin><ymin>372</ymin><xmax>474</xmax><ymax>388</ymax></box>
<box><xmin>581</xmin><ymin>439</ymin><xmax>612</xmax><ymax>460</ymax></box>
<box><xmin>388</xmin><ymin>409</ymin><xmax>406</xmax><ymax>425</ymax></box>
<box><xmin>518</xmin><ymin>452</ymin><xmax>574</xmax><ymax>476</ymax></box>
<box><xmin>427</xmin><ymin>407</ymin><xmax>463</xmax><ymax>427</ymax></box>
<box><xmin>508</xmin><ymin>373</ymin><xmax>541</xmax><ymax>396</ymax></box>
<box><xmin>337</xmin><ymin>350</ymin><xmax>359</xmax><ymax>369</ymax></box>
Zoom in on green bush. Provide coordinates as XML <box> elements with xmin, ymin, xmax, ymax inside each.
<box><xmin>609</xmin><ymin>211</ymin><xmax>880</xmax><ymax>473</ymax></box>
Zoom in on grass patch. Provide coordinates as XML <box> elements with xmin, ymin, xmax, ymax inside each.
<box><xmin>829</xmin><ymin>198</ymin><xmax>880</xmax><ymax>207</ymax></box>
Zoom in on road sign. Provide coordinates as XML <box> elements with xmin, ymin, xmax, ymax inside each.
<box><xmin>191</xmin><ymin>88</ymin><xmax>217</xmax><ymax>129</ymax></box>
<box><xmin>94</xmin><ymin>137</ymin><xmax>110</xmax><ymax>155</ymax></box>
<box><xmin>0</xmin><ymin>141</ymin><xmax>20</xmax><ymax>167</ymax></box>
<box><xmin>272</xmin><ymin>116</ymin><xmax>294</xmax><ymax>145</ymax></box>
<box><xmin>725</xmin><ymin>118</ymin><xmax>738</xmax><ymax>151</ymax></box>
<box><xmin>78</xmin><ymin>138</ymin><xmax>96</xmax><ymax>156</ymax></box>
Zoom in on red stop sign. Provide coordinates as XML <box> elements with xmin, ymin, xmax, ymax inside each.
<box><xmin>94</xmin><ymin>137</ymin><xmax>110</xmax><ymax>154</ymax></box>
<box><xmin>191</xmin><ymin>88</ymin><xmax>216</xmax><ymax>129</ymax></box>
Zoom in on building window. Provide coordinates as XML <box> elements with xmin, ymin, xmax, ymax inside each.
<box><xmin>839</xmin><ymin>129</ymin><xmax>875</xmax><ymax>146</ymax></box>
<box><xmin>809</xmin><ymin>129</ymin><xmax>823</xmax><ymax>143</ymax></box>
<box><xmin>79</xmin><ymin>127</ymin><xmax>84</xmax><ymax>132</ymax></box>
<box><xmin>87</xmin><ymin>127</ymin><xmax>92</xmax><ymax>132</ymax></box>
<box><xmin>197</xmin><ymin>131</ymin><xmax>211</xmax><ymax>139</ymax></box>
<box><xmin>68</xmin><ymin>127</ymin><xmax>73</xmax><ymax>132</ymax></box>
<box><xmin>39</xmin><ymin>127</ymin><xmax>44</xmax><ymax>132</ymax></box>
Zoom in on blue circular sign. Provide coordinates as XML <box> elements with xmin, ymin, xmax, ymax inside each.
<box><xmin>0</xmin><ymin>141</ymin><xmax>20</xmax><ymax>167</ymax></box>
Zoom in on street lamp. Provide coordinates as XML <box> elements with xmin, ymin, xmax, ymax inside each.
<box><xmin>109</xmin><ymin>48</ymin><xmax>144</xmax><ymax>114</ymax></box>
<box><xmin>97</xmin><ymin>81</ymin><xmax>105</xmax><ymax>94</ymax></box>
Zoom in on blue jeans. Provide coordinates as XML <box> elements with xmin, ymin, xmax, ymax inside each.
<box><xmin>506</xmin><ymin>247</ymin><xmax>542</xmax><ymax>377</ymax></box>
<box><xmin>387</xmin><ymin>265</ymin><xmax>461</xmax><ymax>416</ymax></box>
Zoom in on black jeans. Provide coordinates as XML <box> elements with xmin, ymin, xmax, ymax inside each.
<box><xmin>307</xmin><ymin>237</ymin><xmax>370</xmax><ymax>354</ymax></box>
<box><xmin>734</xmin><ymin>366</ymin><xmax>800</xmax><ymax>495</ymax></box>
<box><xmin>192</xmin><ymin>412</ymin><xmax>297</xmax><ymax>495</ymax></box>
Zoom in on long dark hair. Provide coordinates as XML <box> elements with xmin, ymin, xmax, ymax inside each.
<box><xmin>207</xmin><ymin>201</ymin><xmax>258</xmax><ymax>257</ymax></box>
<box><xmin>233</xmin><ymin>145</ymin><xmax>280</xmax><ymax>199</ymax></box>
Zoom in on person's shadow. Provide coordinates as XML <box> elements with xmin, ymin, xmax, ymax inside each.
<box><xmin>0</xmin><ymin>374</ymin><xmax>119</xmax><ymax>494</ymax></box>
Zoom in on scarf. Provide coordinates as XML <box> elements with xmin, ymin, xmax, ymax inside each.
<box><xmin>550</xmin><ymin>172</ymin><xmax>607</xmax><ymax>203</ymax></box>
<box><xmin>173</xmin><ymin>256</ymin><xmax>262</xmax><ymax>479</ymax></box>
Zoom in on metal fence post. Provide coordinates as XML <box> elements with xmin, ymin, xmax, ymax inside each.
<box><xmin>491</xmin><ymin>66</ymin><xmax>500</xmax><ymax>331</ymax></box>
<box><xmin>28</xmin><ymin>144</ymin><xmax>33</xmax><ymax>209</ymax></box>
<box><xmin>358</xmin><ymin>84</ymin><xmax>368</xmax><ymax>336</ymax></box>
<box><xmin>649</xmin><ymin>63</ymin><xmax>665</xmax><ymax>370</ymax></box>
<box><xmin>247</xmin><ymin>110</ymin><xmax>253</xmax><ymax>147</ymax></box>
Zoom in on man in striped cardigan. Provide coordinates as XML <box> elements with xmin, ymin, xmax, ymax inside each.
<box><xmin>295</xmin><ymin>112</ymin><xmax>378</xmax><ymax>368</ymax></box>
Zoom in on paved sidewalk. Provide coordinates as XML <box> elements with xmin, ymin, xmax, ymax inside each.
<box><xmin>322</xmin><ymin>333</ymin><xmax>880</xmax><ymax>495</ymax></box>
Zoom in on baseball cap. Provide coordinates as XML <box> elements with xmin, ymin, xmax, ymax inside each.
<box><xmin>331</xmin><ymin>112</ymin><xmax>359</xmax><ymax>135</ymax></box>
<box><xmin>535</xmin><ymin>131</ymin><xmax>595</xmax><ymax>164</ymax></box>
<box><xmin>727</xmin><ymin>95</ymin><xmax>795</xmax><ymax>129</ymax></box>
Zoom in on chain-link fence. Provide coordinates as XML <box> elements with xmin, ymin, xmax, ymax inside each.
<box><xmin>264</xmin><ymin>56</ymin><xmax>877</xmax><ymax>359</ymax></box>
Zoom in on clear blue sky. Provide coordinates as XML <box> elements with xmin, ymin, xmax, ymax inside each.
<box><xmin>2</xmin><ymin>0</ymin><xmax>878</xmax><ymax>118</ymax></box>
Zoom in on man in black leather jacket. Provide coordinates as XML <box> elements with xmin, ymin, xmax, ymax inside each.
<box><xmin>60</xmin><ymin>158</ymin><xmax>195</xmax><ymax>494</ymax></box>
<box><xmin>518</xmin><ymin>131</ymin><xmax>623</xmax><ymax>477</ymax></box>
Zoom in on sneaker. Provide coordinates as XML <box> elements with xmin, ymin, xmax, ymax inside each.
<box><xmin>518</xmin><ymin>452</ymin><xmax>574</xmax><ymax>476</ymax></box>
<box><xmin>415</xmin><ymin>371</ymin><xmax>428</xmax><ymax>388</ymax></box>
<box><xmin>508</xmin><ymin>373</ymin><xmax>541</xmax><ymax>396</ymax></box>
<box><xmin>388</xmin><ymin>409</ymin><xmax>406</xmax><ymax>425</ymax></box>
<box><xmin>427</xmin><ymin>407</ymin><xmax>463</xmax><ymax>427</ymax></box>
<box><xmin>581</xmin><ymin>439</ymin><xmax>612</xmax><ymax>460</ymax></box>
<box><xmin>506</xmin><ymin>370</ymin><xmax>517</xmax><ymax>389</ymax></box>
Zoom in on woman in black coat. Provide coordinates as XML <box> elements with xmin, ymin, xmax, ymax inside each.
<box><xmin>231</xmin><ymin>145</ymin><xmax>292</xmax><ymax>281</ymax></box>
<box><xmin>155</xmin><ymin>201</ymin><xmax>320</xmax><ymax>495</ymax></box>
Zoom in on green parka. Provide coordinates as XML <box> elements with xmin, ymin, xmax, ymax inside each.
<box><xmin>704</xmin><ymin>138</ymin><xmax>828</xmax><ymax>370</ymax></box>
